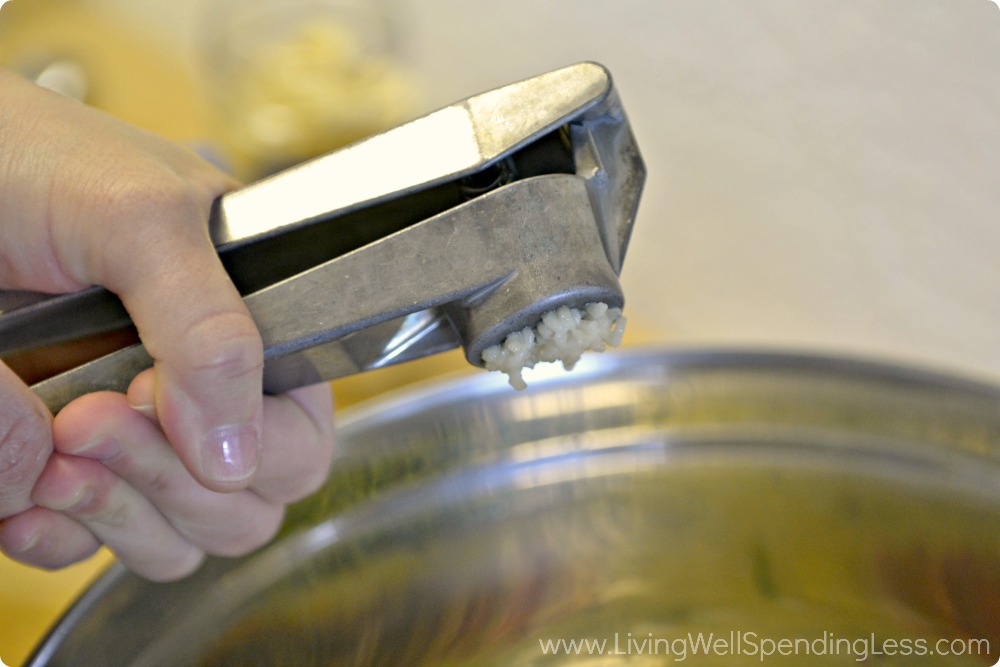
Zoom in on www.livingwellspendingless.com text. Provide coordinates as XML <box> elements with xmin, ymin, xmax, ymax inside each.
<box><xmin>538</xmin><ymin>631</ymin><xmax>992</xmax><ymax>662</ymax></box>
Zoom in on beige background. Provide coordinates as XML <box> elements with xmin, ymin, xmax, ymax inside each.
<box><xmin>91</xmin><ymin>0</ymin><xmax>1000</xmax><ymax>383</ymax></box>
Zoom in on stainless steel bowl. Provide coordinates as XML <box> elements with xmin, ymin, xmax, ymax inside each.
<box><xmin>28</xmin><ymin>349</ymin><xmax>1000</xmax><ymax>666</ymax></box>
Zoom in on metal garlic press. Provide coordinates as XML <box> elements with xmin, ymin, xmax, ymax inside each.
<box><xmin>0</xmin><ymin>62</ymin><xmax>645</xmax><ymax>413</ymax></box>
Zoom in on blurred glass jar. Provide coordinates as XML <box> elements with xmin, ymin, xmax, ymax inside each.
<box><xmin>201</xmin><ymin>0</ymin><xmax>422</xmax><ymax>180</ymax></box>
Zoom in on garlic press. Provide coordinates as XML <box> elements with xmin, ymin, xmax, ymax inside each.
<box><xmin>0</xmin><ymin>62</ymin><xmax>645</xmax><ymax>412</ymax></box>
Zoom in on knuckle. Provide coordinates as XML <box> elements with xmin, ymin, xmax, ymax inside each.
<box><xmin>140</xmin><ymin>467</ymin><xmax>179</xmax><ymax>499</ymax></box>
<box><xmin>75</xmin><ymin>171</ymin><xmax>212</xmax><ymax>287</ymax></box>
<box><xmin>102</xmin><ymin>170</ymin><xmax>205</xmax><ymax>228</ymax></box>
<box><xmin>205</xmin><ymin>506</ymin><xmax>282</xmax><ymax>558</ymax></box>
<box><xmin>1</xmin><ymin>522</ymin><xmax>100</xmax><ymax>572</ymax></box>
<box><xmin>245</xmin><ymin>462</ymin><xmax>328</xmax><ymax>507</ymax></box>
<box><xmin>266</xmin><ymin>459</ymin><xmax>331</xmax><ymax>505</ymax></box>
<box><xmin>69</xmin><ymin>486</ymin><xmax>126</xmax><ymax>527</ymax></box>
<box><xmin>0</xmin><ymin>403</ymin><xmax>52</xmax><ymax>508</ymax></box>
<box><xmin>144</xmin><ymin>549</ymin><xmax>206</xmax><ymax>583</ymax></box>
<box><xmin>107</xmin><ymin>450</ymin><xmax>182</xmax><ymax>501</ymax></box>
<box><xmin>178</xmin><ymin>313</ymin><xmax>264</xmax><ymax>384</ymax></box>
<box><xmin>296</xmin><ymin>459</ymin><xmax>332</xmax><ymax>499</ymax></box>
<box><xmin>290</xmin><ymin>430</ymin><xmax>337</xmax><ymax>499</ymax></box>
<box><xmin>124</xmin><ymin>544</ymin><xmax>205</xmax><ymax>583</ymax></box>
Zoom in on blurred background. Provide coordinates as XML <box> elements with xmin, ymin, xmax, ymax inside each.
<box><xmin>1</xmin><ymin>0</ymin><xmax>999</xmax><ymax>662</ymax></box>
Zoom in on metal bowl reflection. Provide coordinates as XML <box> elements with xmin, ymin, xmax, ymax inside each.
<box><xmin>28</xmin><ymin>349</ymin><xmax>1000</xmax><ymax>666</ymax></box>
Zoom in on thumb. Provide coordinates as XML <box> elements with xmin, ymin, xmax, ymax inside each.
<box><xmin>0</xmin><ymin>362</ymin><xmax>52</xmax><ymax>518</ymax></box>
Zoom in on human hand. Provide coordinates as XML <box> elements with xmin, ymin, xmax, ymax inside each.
<box><xmin>0</xmin><ymin>69</ymin><xmax>335</xmax><ymax>580</ymax></box>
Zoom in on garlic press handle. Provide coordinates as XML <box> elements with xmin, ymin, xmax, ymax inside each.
<box><xmin>31</xmin><ymin>173</ymin><xmax>624</xmax><ymax>413</ymax></box>
<box><xmin>0</xmin><ymin>62</ymin><xmax>618</xmax><ymax>357</ymax></box>
<box><xmin>11</xmin><ymin>62</ymin><xmax>646</xmax><ymax>413</ymax></box>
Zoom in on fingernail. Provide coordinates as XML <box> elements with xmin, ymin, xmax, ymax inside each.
<box><xmin>71</xmin><ymin>434</ymin><xmax>121</xmax><ymax>461</ymax></box>
<box><xmin>8</xmin><ymin>530</ymin><xmax>40</xmax><ymax>555</ymax></box>
<box><xmin>200</xmin><ymin>424</ymin><xmax>260</xmax><ymax>484</ymax></box>
<box><xmin>129</xmin><ymin>403</ymin><xmax>157</xmax><ymax>420</ymax></box>
<box><xmin>41</xmin><ymin>485</ymin><xmax>94</xmax><ymax>513</ymax></box>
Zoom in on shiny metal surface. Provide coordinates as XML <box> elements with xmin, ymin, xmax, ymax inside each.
<box><xmin>1</xmin><ymin>61</ymin><xmax>645</xmax><ymax>413</ymax></box>
<box><xmin>27</xmin><ymin>349</ymin><xmax>1000</xmax><ymax>666</ymax></box>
